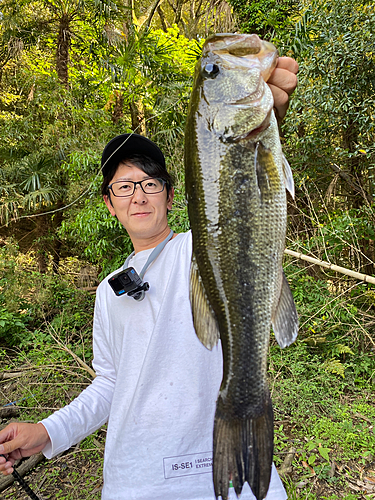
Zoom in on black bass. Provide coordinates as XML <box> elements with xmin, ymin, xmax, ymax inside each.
<box><xmin>184</xmin><ymin>34</ymin><xmax>298</xmax><ymax>500</ymax></box>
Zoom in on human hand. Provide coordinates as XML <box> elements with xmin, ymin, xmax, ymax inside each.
<box><xmin>268</xmin><ymin>57</ymin><xmax>299</xmax><ymax>121</ymax></box>
<box><xmin>0</xmin><ymin>422</ymin><xmax>50</xmax><ymax>475</ymax></box>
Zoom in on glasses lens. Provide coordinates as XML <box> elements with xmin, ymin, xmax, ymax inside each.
<box><xmin>142</xmin><ymin>178</ymin><xmax>165</xmax><ymax>194</ymax></box>
<box><xmin>111</xmin><ymin>181</ymin><xmax>134</xmax><ymax>197</ymax></box>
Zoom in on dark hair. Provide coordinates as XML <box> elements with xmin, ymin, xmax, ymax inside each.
<box><xmin>101</xmin><ymin>155</ymin><xmax>174</xmax><ymax>197</ymax></box>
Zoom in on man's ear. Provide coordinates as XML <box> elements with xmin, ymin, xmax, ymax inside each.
<box><xmin>167</xmin><ymin>187</ymin><xmax>175</xmax><ymax>211</ymax></box>
<box><xmin>104</xmin><ymin>195</ymin><xmax>116</xmax><ymax>216</ymax></box>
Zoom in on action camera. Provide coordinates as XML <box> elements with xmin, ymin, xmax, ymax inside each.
<box><xmin>108</xmin><ymin>267</ymin><xmax>150</xmax><ymax>300</ymax></box>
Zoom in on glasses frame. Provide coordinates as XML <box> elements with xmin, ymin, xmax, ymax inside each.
<box><xmin>108</xmin><ymin>178</ymin><xmax>166</xmax><ymax>198</ymax></box>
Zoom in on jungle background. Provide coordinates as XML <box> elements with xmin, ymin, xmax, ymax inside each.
<box><xmin>0</xmin><ymin>0</ymin><xmax>374</xmax><ymax>498</ymax></box>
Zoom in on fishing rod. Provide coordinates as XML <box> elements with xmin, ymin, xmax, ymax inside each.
<box><xmin>0</xmin><ymin>454</ymin><xmax>41</xmax><ymax>500</ymax></box>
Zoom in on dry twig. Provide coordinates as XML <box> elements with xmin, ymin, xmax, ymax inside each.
<box><xmin>46</xmin><ymin>326</ymin><xmax>96</xmax><ymax>379</ymax></box>
<box><xmin>285</xmin><ymin>249</ymin><xmax>375</xmax><ymax>285</ymax></box>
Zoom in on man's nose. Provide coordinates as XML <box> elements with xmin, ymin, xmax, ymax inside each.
<box><xmin>132</xmin><ymin>183</ymin><xmax>147</xmax><ymax>203</ymax></box>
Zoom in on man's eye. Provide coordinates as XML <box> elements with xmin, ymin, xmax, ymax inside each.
<box><xmin>119</xmin><ymin>183</ymin><xmax>132</xmax><ymax>190</ymax></box>
<box><xmin>145</xmin><ymin>181</ymin><xmax>157</xmax><ymax>188</ymax></box>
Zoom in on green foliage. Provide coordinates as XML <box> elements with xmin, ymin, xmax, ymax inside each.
<box><xmin>308</xmin><ymin>407</ymin><xmax>375</xmax><ymax>460</ymax></box>
<box><xmin>282</xmin><ymin>261</ymin><xmax>375</xmax><ymax>384</ymax></box>
<box><xmin>282</xmin><ymin>0</ymin><xmax>375</xmax><ymax>280</ymax></box>
<box><xmin>0</xmin><ymin>307</ymin><xmax>30</xmax><ymax>345</ymax></box>
<box><xmin>270</xmin><ymin>256</ymin><xmax>375</xmax><ymax>491</ymax></box>
<box><xmin>295</xmin><ymin>205</ymin><xmax>375</xmax><ymax>273</ymax></box>
<box><xmin>101</xmin><ymin>25</ymin><xmax>196</xmax><ymax>148</ymax></box>
<box><xmin>0</xmin><ymin>238</ymin><xmax>95</xmax><ymax>348</ymax></box>
<box><xmin>227</xmin><ymin>0</ymin><xmax>300</xmax><ymax>42</ymax></box>
<box><xmin>284</xmin><ymin>0</ymin><xmax>375</xmax><ymax>199</ymax></box>
<box><xmin>270</xmin><ymin>339</ymin><xmax>375</xmax><ymax>466</ymax></box>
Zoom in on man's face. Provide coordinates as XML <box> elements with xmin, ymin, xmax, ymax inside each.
<box><xmin>103</xmin><ymin>163</ymin><xmax>174</xmax><ymax>244</ymax></box>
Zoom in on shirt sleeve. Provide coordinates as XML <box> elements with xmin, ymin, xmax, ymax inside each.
<box><xmin>40</xmin><ymin>293</ymin><xmax>116</xmax><ymax>459</ymax></box>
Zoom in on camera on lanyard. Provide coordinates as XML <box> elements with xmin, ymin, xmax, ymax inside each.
<box><xmin>108</xmin><ymin>267</ymin><xmax>150</xmax><ymax>300</ymax></box>
<box><xmin>108</xmin><ymin>229</ymin><xmax>174</xmax><ymax>301</ymax></box>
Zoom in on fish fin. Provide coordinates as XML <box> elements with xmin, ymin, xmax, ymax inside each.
<box><xmin>213</xmin><ymin>393</ymin><xmax>274</xmax><ymax>500</ymax></box>
<box><xmin>282</xmin><ymin>154</ymin><xmax>295</xmax><ymax>199</ymax></box>
<box><xmin>272</xmin><ymin>270</ymin><xmax>299</xmax><ymax>348</ymax></box>
<box><xmin>189</xmin><ymin>254</ymin><xmax>220</xmax><ymax>350</ymax></box>
<box><xmin>255</xmin><ymin>142</ymin><xmax>281</xmax><ymax>202</ymax></box>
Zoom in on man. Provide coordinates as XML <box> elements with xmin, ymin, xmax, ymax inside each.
<box><xmin>0</xmin><ymin>57</ymin><xmax>298</xmax><ymax>499</ymax></box>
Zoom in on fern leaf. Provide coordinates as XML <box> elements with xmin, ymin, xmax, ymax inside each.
<box><xmin>322</xmin><ymin>359</ymin><xmax>345</xmax><ymax>378</ymax></box>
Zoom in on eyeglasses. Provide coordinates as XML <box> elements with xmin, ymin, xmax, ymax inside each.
<box><xmin>108</xmin><ymin>178</ymin><xmax>166</xmax><ymax>198</ymax></box>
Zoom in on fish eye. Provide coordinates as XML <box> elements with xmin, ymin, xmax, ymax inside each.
<box><xmin>202</xmin><ymin>63</ymin><xmax>220</xmax><ymax>79</ymax></box>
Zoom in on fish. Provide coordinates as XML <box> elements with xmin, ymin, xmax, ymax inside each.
<box><xmin>184</xmin><ymin>33</ymin><xmax>299</xmax><ymax>500</ymax></box>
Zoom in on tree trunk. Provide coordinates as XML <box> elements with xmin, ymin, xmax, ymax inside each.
<box><xmin>157</xmin><ymin>5</ymin><xmax>169</xmax><ymax>31</ymax></box>
<box><xmin>112</xmin><ymin>91</ymin><xmax>124</xmax><ymax>124</ymax></box>
<box><xmin>129</xmin><ymin>99</ymin><xmax>146</xmax><ymax>135</ymax></box>
<box><xmin>56</xmin><ymin>14</ymin><xmax>71</xmax><ymax>87</ymax></box>
<box><xmin>138</xmin><ymin>0</ymin><xmax>165</xmax><ymax>30</ymax></box>
<box><xmin>175</xmin><ymin>0</ymin><xmax>183</xmax><ymax>26</ymax></box>
<box><xmin>35</xmin><ymin>214</ymin><xmax>49</xmax><ymax>273</ymax></box>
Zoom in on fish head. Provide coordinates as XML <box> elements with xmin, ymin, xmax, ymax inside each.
<box><xmin>193</xmin><ymin>33</ymin><xmax>278</xmax><ymax>142</ymax></box>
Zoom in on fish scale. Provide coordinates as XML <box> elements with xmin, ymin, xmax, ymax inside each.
<box><xmin>185</xmin><ymin>33</ymin><xmax>298</xmax><ymax>500</ymax></box>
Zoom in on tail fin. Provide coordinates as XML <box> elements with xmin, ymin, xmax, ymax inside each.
<box><xmin>213</xmin><ymin>394</ymin><xmax>274</xmax><ymax>500</ymax></box>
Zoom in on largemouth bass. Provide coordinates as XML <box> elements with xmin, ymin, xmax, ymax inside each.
<box><xmin>184</xmin><ymin>34</ymin><xmax>298</xmax><ymax>500</ymax></box>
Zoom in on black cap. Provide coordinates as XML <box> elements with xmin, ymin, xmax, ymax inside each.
<box><xmin>101</xmin><ymin>133</ymin><xmax>166</xmax><ymax>177</ymax></box>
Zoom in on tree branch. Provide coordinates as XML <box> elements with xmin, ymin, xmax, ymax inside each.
<box><xmin>284</xmin><ymin>248</ymin><xmax>375</xmax><ymax>285</ymax></box>
<box><xmin>138</xmin><ymin>0</ymin><xmax>167</xmax><ymax>30</ymax></box>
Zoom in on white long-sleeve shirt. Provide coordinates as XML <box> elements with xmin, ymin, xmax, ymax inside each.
<box><xmin>41</xmin><ymin>231</ymin><xmax>287</xmax><ymax>500</ymax></box>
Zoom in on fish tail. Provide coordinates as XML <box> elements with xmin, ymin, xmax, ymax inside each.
<box><xmin>213</xmin><ymin>394</ymin><xmax>274</xmax><ymax>500</ymax></box>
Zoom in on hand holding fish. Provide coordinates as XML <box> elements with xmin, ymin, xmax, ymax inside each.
<box><xmin>269</xmin><ymin>56</ymin><xmax>299</xmax><ymax>121</ymax></box>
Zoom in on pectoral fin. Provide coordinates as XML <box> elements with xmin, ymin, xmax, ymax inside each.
<box><xmin>272</xmin><ymin>270</ymin><xmax>299</xmax><ymax>348</ymax></box>
<box><xmin>254</xmin><ymin>142</ymin><xmax>281</xmax><ymax>203</ymax></box>
<box><xmin>190</xmin><ymin>254</ymin><xmax>220</xmax><ymax>350</ymax></box>
<box><xmin>282</xmin><ymin>154</ymin><xmax>295</xmax><ymax>199</ymax></box>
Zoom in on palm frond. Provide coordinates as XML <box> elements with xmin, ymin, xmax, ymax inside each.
<box><xmin>23</xmin><ymin>187</ymin><xmax>61</xmax><ymax>211</ymax></box>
